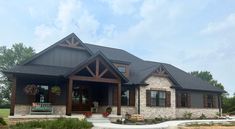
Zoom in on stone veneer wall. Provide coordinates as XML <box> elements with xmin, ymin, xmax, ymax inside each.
<box><xmin>53</xmin><ymin>105</ymin><xmax>66</xmax><ymax>115</ymax></box>
<box><xmin>176</xmin><ymin>108</ymin><xmax>219</xmax><ymax>118</ymax></box>
<box><xmin>15</xmin><ymin>105</ymin><xmax>30</xmax><ymax>115</ymax></box>
<box><xmin>139</xmin><ymin>76</ymin><xmax>176</xmax><ymax>119</ymax></box>
<box><xmin>98</xmin><ymin>106</ymin><xmax>136</xmax><ymax>116</ymax></box>
<box><xmin>14</xmin><ymin>105</ymin><xmax>66</xmax><ymax>115</ymax></box>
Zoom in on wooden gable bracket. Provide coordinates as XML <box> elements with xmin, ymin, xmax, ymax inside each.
<box><xmin>152</xmin><ymin>65</ymin><xmax>169</xmax><ymax>77</ymax></box>
<box><xmin>59</xmin><ymin>36</ymin><xmax>86</xmax><ymax>50</ymax></box>
<box><xmin>71</xmin><ymin>58</ymin><xmax>120</xmax><ymax>84</ymax></box>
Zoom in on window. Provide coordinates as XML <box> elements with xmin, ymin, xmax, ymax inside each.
<box><xmin>121</xmin><ymin>88</ymin><xmax>130</xmax><ymax>106</ymax></box>
<box><xmin>207</xmin><ymin>94</ymin><xmax>213</xmax><ymax>108</ymax></box>
<box><xmin>204</xmin><ymin>94</ymin><xmax>217</xmax><ymax>108</ymax></box>
<box><xmin>35</xmin><ymin>85</ymin><xmax>49</xmax><ymax>103</ymax></box>
<box><xmin>180</xmin><ymin>93</ymin><xmax>189</xmax><ymax>107</ymax></box>
<box><xmin>150</xmin><ymin>90</ymin><xmax>166</xmax><ymax>107</ymax></box>
<box><xmin>117</xmin><ymin>66</ymin><xmax>126</xmax><ymax>73</ymax></box>
<box><xmin>121</xmin><ymin>87</ymin><xmax>135</xmax><ymax>106</ymax></box>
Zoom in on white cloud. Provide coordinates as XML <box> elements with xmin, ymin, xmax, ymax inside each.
<box><xmin>33</xmin><ymin>0</ymin><xmax>100</xmax><ymax>48</ymax></box>
<box><xmin>101</xmin><ymin>0</ymin><xmax>140</xmax><ymax>15</ymax></box>
<box><xmin>34</xmin><ymin>24</ymin><xmax>55</xmax><ymax>41</ymax></box>
<box><xmin>201</xmin><ymin>13</ymin><xmax>235</xmax><ymax>34</ymax></box>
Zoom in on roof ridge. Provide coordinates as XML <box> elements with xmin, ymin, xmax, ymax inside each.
<box><xmin>84</xmin><ymin>43</ymin><xmax>144</xmax><ymax>61</ymax></box>
<box><xmin>84</xmin><ymin>43</ymin><xmax>125</xmax><ymax>51</ymax></box>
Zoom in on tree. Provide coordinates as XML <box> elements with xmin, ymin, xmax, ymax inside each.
<box><xmin>190</xmin><ymin>71</ymin><xmax>224</xmax><ymax>90</ymax></box>
<box><xmin>0</xmin><ymin>43</ymin><xmax>35</xmax><ymax>103</ymax></box>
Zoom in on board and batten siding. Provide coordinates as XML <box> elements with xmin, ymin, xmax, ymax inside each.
<box><xmin>176</xmin><ymin>91</ymin><xmax>219</xmax><ymax>108</ymax></box>
<box><xmin>30</xmin><ymin>47</ymin><xmax>90</xmax><ymax>68</ymax></box>
<box><xmin>15</xmin><ymin>76</ymin><xmax>67</xmax><ymax>105</ymax></box>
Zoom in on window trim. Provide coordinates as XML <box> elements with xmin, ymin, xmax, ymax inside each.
<box><xmin>147</xmin><ymin>90</ymin><xmax>170</xmax><ymax>107</ymax></box>
<box><xmin>204</xmin><ymin>94</ymin><xmax>217</xmax><ymax>108</ymax></box>
<box><xmin>121</xmin><ymin>87</ymin><xmax>135</xmax><ymax>106</ymax></box>
<box><xmin>177</xmin><ymin>92</ymin><xmax>191</xmax><ymax>108</ymax></box>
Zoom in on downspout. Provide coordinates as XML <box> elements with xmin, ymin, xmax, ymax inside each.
<box><xmin>138</xmin><ymin>85</ymin><xmax>140</xmax><ymax>114</ymax></box>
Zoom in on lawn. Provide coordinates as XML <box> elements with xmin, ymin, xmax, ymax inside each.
<box><xmin>0</xmin><ymin>108</ymin><xmax>10</xmax><ymax>124</ymax></box>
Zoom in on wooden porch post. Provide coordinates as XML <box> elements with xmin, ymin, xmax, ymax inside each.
<box><xmin>10</xmin><ymin>77</ymin><xmax>16</xmax><ymax>116</ymax></box>
<box><xmin>218</xmin><ymin>94</ymin><xmax>222</xmax><ymax>116</ymax></box>
<box><xmin>117</xmin><ymin>83</ymin><xmax>121</xmax><ymax>115</ymax></box>
<box><xmin>66</xmin><ymin>78</ymin><xmax>73</xmax><ymax>115</ymax></box>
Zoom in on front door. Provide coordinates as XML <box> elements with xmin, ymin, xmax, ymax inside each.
<box><xmin>72</xmin><ymin>85</ymin><xmax>91</xmax><ymax>112</ymax></box>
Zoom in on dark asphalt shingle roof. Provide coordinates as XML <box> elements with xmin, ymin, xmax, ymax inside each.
<box><xmin>4</xmin><ymin>65</ymin><xmax>72</xmax><ymax>76</ymax></box>
<box><xmin>85</xmin><ymin>43</ymin><xmax>225</xmax><ymax>93</ymax></box>
<box><xmin>3</xmin><ymin>34</ymin><xmax>225</xmax><ymax>93</ymax></box>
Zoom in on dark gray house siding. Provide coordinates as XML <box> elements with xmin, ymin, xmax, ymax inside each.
<box><xmin>30</xmin><ymin>47</ymin><xmax>90</xmax><ymax>68</ymax></box>
<box><xmin>176</xmin><ymin>90</ymin><xmax>219</xmax><ymax>108</ymax></box>
<box><xmin>15</xmin><ymin>76</ymin><xmax>67</xmax><ymax>105</ymax></box>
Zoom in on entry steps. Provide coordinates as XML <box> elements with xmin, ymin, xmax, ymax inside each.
<box><xmin>87</xmin><ymin>114</ymin><xmax>111</xmax><ymax>123</ymax></box>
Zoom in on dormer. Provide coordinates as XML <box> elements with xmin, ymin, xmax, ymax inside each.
<box><xmin>111</xmin><ymin>60</ymin><xmax>130</xmax><ymax>78</ymax></box>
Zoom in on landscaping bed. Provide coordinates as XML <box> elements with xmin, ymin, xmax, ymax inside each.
<box><xmin>1</xmin><ymin>118</ymin><xmax>93</xmax><ymax>129</ymax></box>
<box><xmin>179</xmin><ymin>122</ymin><xmax>235</xmax><ymax>129</ymax></box>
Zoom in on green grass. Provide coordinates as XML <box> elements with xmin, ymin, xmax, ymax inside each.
<box><xmin>0</xmin><ymin>109</ymin><xmax>10</xmax><ymax>124</ymax></box>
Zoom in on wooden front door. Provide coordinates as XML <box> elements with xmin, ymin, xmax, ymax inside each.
<box><xmin>72</xmin><ymin>85</ymin><xmax>91</xmax><ymax>112</ymax></box>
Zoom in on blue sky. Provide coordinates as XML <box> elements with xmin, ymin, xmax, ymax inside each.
<box><xmin>0</xmin><ymin>0</ymin><xmax>234</xmax><ymax>95</ymax></box>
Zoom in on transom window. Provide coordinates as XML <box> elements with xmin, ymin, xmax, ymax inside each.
<box><xmin>150</xmin><ymin>90</ymin><xmax>166</xmax><ymax>107</ymax></box>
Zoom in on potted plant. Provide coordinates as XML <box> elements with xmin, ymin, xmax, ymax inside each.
<box><xmin>24</xmin><ymin>84</ymin><xmax>38</xmax><ymax>103</ymax></box>
<box><xmin>106</xmin><ymin>106</ymin><xmax>112</xmax><ymax>114</ymax></box>
<box><xmin>102</xmin><ymin>112</ymin><xmax>109</xmax><ymax>117</ymax></box>
<box><xmin>83</xmin><ymin>111</ymin><xmax>92</xmax><ymax>118</ymax></box>
<box><xmin>51</xmin><ymin>85</ymin><xmax>61</xmax><ymax>96</ymax></box>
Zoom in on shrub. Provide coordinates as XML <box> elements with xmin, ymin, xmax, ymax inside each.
<box><xmin>183</xmin><ymin>111</ymin><xmax>192</xmax><ymax>119</ymax></box>
<box><xmin>229</xmin><ymin>111</ymin><xmax>235</xmax><ymax>115</ymax></box>
<box><xmin>199</xmin><ymin>113</ymin><xmax>207</xmax><ymax>119</ymax></box>
<box><xmin>0</xmin><ymin>117</ymin><xmax>7</xmax><ymax>126</ymax></box>
<box><xmin>0</xmin><ymin>103</ymin><xmax>10</xmax><ymax>108</ymax></box>
<box><xmin>10</xmin><ymin>118</ymin><xmax>93</xmax><ymax>129</ymax></box>
<box><xmin>125</xmin><ymin>112</ymin><xmax>131</xmax><ymax>120</ymax></box>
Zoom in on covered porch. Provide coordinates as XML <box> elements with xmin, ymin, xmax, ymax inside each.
<box><xmin>66</xmin><ymin>55</ymin><xmax>124</xmax><ymax>115</ymax></box>
<box><xmin>9</xmin><ymin>53</ymin><xmax>127</xmax><ymax>116</ymax></box>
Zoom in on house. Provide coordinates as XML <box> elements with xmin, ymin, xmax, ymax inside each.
<box><xmin>3</xmin><ymin>33</ymin><xmax>225</xmax><ymax>119</ymax></box>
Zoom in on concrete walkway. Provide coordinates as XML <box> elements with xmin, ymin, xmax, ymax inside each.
<box><xmin>93</xmin><ymin>119</ymin><xmax>235</xmax><ymax>129</ymax></box>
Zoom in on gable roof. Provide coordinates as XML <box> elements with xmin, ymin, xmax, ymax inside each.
<box><xmin>3</xmin><ymin>33</ymin><xmax>225</xmax><ymax>93</ymax></box>
<box><xmin>21</xmin><ymin>33</ymin><xmax>93</xmax><ymax>65</ymax></box>
<box><xmin>65</xmin><ymin>51</ymin><xmax>128</xmax><ymax>83</ymax></box>
<box><xmin>84</xmin><ymin>43</ymin><xmax>225</xmax><ymax>93</ymax></box>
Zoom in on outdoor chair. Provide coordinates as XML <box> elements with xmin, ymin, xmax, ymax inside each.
<box><xmin>91</xmin><ymin>101</ymin><xmax>98</xmax><ymax>113</ymax></box>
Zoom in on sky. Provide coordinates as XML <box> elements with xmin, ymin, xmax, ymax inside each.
<box><xmin>0</xmin><ymin>0</ymin><xmax>234</xmax><ymax>95</ymax></box>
